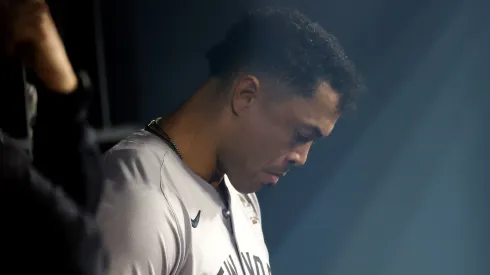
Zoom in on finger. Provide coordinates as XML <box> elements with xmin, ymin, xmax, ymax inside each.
<box><xmin>1</xmin><ymin>0</ymin><xmax>50</xmax><ymax>55</ymax></box>
<box><xmin>6</xmin><ymin>0</ymin><xmax>46</xmax><ymax>9</ymax></box>
<box><xmin>13</xmin><ymin>0</ymin><xmax>49</xmax><ymax>18</ymax></box>
<box><xmin>11</xmin><ymin>2</ymin><xmax>52</xmax><ymax>43</ymax></box>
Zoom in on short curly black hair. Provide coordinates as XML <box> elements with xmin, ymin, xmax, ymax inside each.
<box><xmin>206</xmin><ymin>7</ymin><xmax>365</xmax><ymax>112</ymax></box>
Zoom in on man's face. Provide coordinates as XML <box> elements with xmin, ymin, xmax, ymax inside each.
<box><xmin>219</xmin><ymin>76</ymin><xmax>340</xmax><ymax>193</ymax></box>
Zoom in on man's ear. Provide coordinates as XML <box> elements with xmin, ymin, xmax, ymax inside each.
<box><xmin>230</xmin><ymin>75</ymin><xmax>260</xmax><ymax>116</ymax></box>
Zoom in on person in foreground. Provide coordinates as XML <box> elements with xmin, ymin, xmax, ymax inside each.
<box><xmin>97</xmin><ymin>7</ymin><xmax>364</xmax><ymax>275</ymax></box>
<box><xmin>0</xmin><ymin>0</ymin><xmax>106</xmax><ymax>273</ymax></box>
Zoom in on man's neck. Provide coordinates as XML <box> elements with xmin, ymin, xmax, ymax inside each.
<box><xmin>159</xmin><ymin>80</ymin><xmax>225</xmax><ymax>184</ymax></box>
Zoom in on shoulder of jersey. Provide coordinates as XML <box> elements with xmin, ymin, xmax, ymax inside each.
<box><xmin>107</xmin><ymin>129</ymin><xmax>175</xmax><ymax>159</ymax></box>
<box><xmin>102</xmin><ymin>130</ymin><xmax>179</xmax><ymax>189</ymax></box>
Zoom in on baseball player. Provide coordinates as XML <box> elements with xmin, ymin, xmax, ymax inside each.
<box><xmin>97</xmin><ymin>7</ymin><xmax>364</xmax><ymax>275</ymax></box>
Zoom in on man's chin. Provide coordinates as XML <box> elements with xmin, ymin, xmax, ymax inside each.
<box><xmin>233</xmin><ymin>181</ymin><xmax>264</xmax><ymax>194</ymax></box>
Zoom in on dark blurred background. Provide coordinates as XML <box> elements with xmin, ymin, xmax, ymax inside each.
<box><xmin>3</xmin><ymin>0</ymin><xmax>490</xmax><ymax>274</ymax></box>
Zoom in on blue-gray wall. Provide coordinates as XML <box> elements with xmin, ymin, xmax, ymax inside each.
<box><xmin>102</xmin><ymin>0</ymin><xmax>490</xmax><ymax>274</ymax></box>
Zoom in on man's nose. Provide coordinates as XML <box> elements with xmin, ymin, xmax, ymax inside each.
<box><xmin>286</xmin><ymin>142</ymin><xmax>312</xmax><ymax>167</ymax></box>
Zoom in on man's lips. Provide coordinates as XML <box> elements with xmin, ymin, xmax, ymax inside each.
<box><xmin>265</xmin><ymin>171</ymin><xmax>287</xmax><ymax>184</ymax></box>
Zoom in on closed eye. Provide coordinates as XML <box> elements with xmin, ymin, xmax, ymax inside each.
<box><xmin>293</xmin><ymin>132</ymin><xmax>313</xmax><ymax>145</ymax></box>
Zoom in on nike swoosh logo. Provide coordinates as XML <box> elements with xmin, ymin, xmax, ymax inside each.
<box><xmin>191</xmin><ymin>210</ymin><xmax>201</xmax><ymax>228</ymax></box>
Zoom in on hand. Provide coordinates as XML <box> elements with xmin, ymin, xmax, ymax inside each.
<box><xmin>1</xmin><ymin>0</ymin><xmax>78</xmax><ymax>93</ymax></box>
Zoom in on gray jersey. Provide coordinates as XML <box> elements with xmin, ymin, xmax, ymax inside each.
<box><xmin>96</xmin><ymin>130</ymin><xmax>271</xmax><ymax>275</ymax></box>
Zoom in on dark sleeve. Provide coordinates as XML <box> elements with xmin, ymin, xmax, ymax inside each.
<box><xmin>0</xmin><ymin>130</ymin><xmax>108</xmax><ymax>275</ymax></box>
<box><xmin>32</xmin><ymin>71</ymin><xmax>102</xmax><ymax>214</ymax></box>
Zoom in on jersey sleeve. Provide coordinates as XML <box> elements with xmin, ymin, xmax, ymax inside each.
<box><xmin>96</xmin><ymin>147</ymin><xmax>191</xmax><ymax>275</ymax></box>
